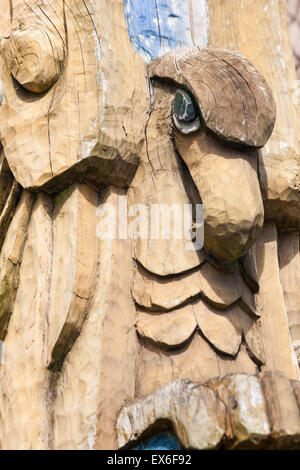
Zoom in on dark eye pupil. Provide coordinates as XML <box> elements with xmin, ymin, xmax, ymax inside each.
<box><xmin>173</xmin><ymin>90</ymin><xmax>197</xmax><ymax>122</ymax></box>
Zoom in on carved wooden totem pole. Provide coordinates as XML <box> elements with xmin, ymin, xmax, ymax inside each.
<box><xmin>0</xmin><ymin>0</ymin><xmax>299</xmax><ymax>450</ymax></box>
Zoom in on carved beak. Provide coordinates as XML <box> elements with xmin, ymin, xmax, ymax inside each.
<box><xmin>150</xmin><ymin>46</ymin><xmax>276</xmax><ymax>265</ymax></box>
<box><xmin>175</xmin><ymin>129</ymin><xmax>264</xmax><ymax>264</ymax></box>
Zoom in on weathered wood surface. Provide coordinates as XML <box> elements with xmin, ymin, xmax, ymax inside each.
<box><xmin>0</xmin><ymin>0</ymin><xmax>148</xmax><ymax>191</ymax></box>
<box><xmin>287</xmin><ymin>0</ymin><xmax>300</xmax><ymax>78</ymax></box>
<box><xmin>118</xmin><ymin>371</ymin><xmax>300</xmax><ymax>449</ymax></box>
<box><xmin>208</xmin><ymin>0</ymin><xmax>300</xmax><ymax>232</ymax></box>
<box><xmin>0</xmin><ymin>0</ymin><xmax>299</xmax><ymax>451</ymax></box>
<box><xmin>127</xmin><ymin>90</ymin><xmax>205</xmax><ymax>276</ymax></box>
<box><xmin>48</xmin><ymin>184</ymin><xmax>99</xmax><ymax>371</ymax></box>
<box><xmin>255</xmin><ymin>222</ymin><xmax>299</xmax><ymax>379</ymax></box>
<box><xmin>133</xmin><ymin>262</ymin><xmax>258</xmax><ymax>316</ymax></box>
<box><xmin>279</xmin><ymin>232</ymin><xmax>300</xmax><ymax>366</ymax></box>
<box><xmin>53</xmin><ymin>188</ymin><xmax>138</xmax><ymax>450</ymax></box>
<box><xmin>150</xmin><ymin>47</ymin><xmax>276</xmax><ymax>148</ymax></box>
<box><xmin>0</xmin><ymin>194</ymin><xmax>53</xmax><ymax>449</ymax></box>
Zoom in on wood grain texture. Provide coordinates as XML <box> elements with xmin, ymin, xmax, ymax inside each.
<box><xmin>175</xmin><ymin>130</ymin><xmax>264</xmax><ymax>264</ymax></box>
<box><xmin>119</xmin><ymin>371</ymin><xmax>300</xmax><ymax>449</ymax></box>
<box><xmin>0</xmin><ymin>194</ymin><xmax>52</xmax><ymax>449</ymax></box>
<box><xmin>137</xmin><ymin>333</ymin><xmax>258</xmax><ymax>400</ymax></box>
<box><xmin>150</xmin><ymin>46</ymin><xmax>276</xmax><ymax>148</ymax></box>
<box><xmin>255</xmin><ymin>222</ymin><xmax>299</xmax><ymax>380</ymax></box>
<box><xmin>5</xmin><ymin>0</ymin><xmax>66</xmax><ymax>93</ymax></box>
<box><xmin>0</xmin><ymin>0</ymin><xmax>148</xmax><ymax>191</ymax></box>
<box><xmin>132</xmin><ymin>261</ymin><xmax>258</xmax><ymax>317</ymax></box>
<box><xmin>48</xmin><ymin>184</ymin><xmax>99</xmax><ymax>371</ymax></box>
<box><xmin>279</xmin><ymin>232</ymin><xmax>300</xmax><ymax>366</ymax></box>
<box><xmin>0</xmin><ymin>190</ymin><xmax>34</xmax><ymax>340</ymax></box>
<box><xmin>128</xmin><ymin>87</ymin><xmax>205</xmax><ymax>276</ymax></box>
<box><xmin>136</xmin><ymin>298</ymin><xmax>264</xmax><ymax>362</ymax></box>
<box><xmin>52</xmin><ymin>189</ymin><xmax>133</xmax><ymax>449</ymax></box>
<box><xmin>0</xmin><ymin>154</ymin><xmax>22</xmax><ymax>251</ymax></box>
<box><xmin>92</xmin><ymin>188</ymin><xmax>138</xmax><ymax>450</ymax></box>
<box><xmin>118</xmin><ymin>379</ymin><xmax>227</xmax><ymax>450</ymax></box>
<box><xmin>193</xmin><ymin>302</ymin><xmax>242</xmax><ymax>357</ymax></box>
<box><xmin>0</xmin><ymin>0</ymin><xmax>299</xmax><ymax>451</ymax></box>
<box><xmin>259</xmin><ymin>370</ymin><xmax>300</xmax><ymax>443</ymax></box>
<box><xmin>287</xmin><ymin>0</ymin><xmax>300</xmax><ymax>78</ymax></box>
<box><xmin>124</xmin><ymin>0</ymin><xmax>209</xmax><ymax>61</ymax></box>
<box><xmin>136</xmin><ymin>305</ymin><xmax>197</xmax><ymax>350</ymax></box>
<box><xmin>207</xmin><ymin>0</ymin><xmax>300</xmax><ymax>231</ymax></box>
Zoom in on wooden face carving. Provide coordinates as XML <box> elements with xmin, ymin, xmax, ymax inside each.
<box><xmin>0</xmin><ymin>1</ymin><xmax>299</xmax><ymax>452</ymax></box>
<box><xmin>127</xmin><ymin>47</ymin><xmax>276</xmax><ymax>419</ymax></box>
<box><xmin>118</xmin><ymin>48</ymin><xmax>300</xmax><ymax>450</ymax></box>
<box><xmin>148</xmin><ymin>47</ymin><xmax>276</xmax><ymax>264</ymax></box>
<box><xmin>0</xmin><ymin>0</ymin><xmax>147</xmax><ymax>192</ymax></box>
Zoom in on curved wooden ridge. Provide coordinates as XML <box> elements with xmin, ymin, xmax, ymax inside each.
<box><xmin>118</xmin><ymin>371</ymin><xmax>300</xmax><ymax>450</ymax></box>
<box><xmin>133</xmin><ymin>258</ymin><xmax>264</xmax><ymax>364</ymax></box>
<box><xmin>149</xmin><ymin>46</ymin><xmax>276</xmax><ymax>148</ymax></box>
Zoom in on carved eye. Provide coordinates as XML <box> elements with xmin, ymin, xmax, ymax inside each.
<box><xmin>8</xmin><ymin>29</ymin><xmax>65</xmax><ymax>94</ymax></box>
<box><xmin>173</xmin><ymin>90</ymin><xmax>201</xmax><ymax>135</ymax></box>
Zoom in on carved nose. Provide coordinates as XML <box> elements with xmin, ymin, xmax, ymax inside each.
<box><xmin>175</xmin><ymin>131</ymin><xmax>264</xmax><ymax>264</ymax></box>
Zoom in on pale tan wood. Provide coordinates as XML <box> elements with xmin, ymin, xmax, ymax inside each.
<box><xmin>240</xmin><ymin>246</ymin><xmax>260</xmax><ymax>293</ymax></box>
<box><xmin>136</xmin><ymin>305</ymin><xmax>197</xmax><ymax>350</ymax></box>
<box><xmin>0</xmin><ymin>0</ymin><xmax>299</xmax><ymax>451</ymax></box>
<box><xmin>0</xmin><ymin>180</ymin><xmax>21</xmax><ymax>248</ymax></box>
<box><xmin>137</xmin><ymin>331</ymin><xmax>259</xmax><ymax>400</ymax></box>
<box><xmin>279</xmin><ymin>232</ymin><xmax>300</xmax><ymax>365</ymax></box>
<box><xmin>0</xmin><ymin>156</ymin><xmax>15</xmax><ymax>231</ymax></box>
<box><xmin>137</xmin><ymin>334</ymin><xmax>221</xmax><ymax>398</ymax></box>
<box><xmin>255</xmin><ymin>222</ymin><xmax>299</xmax><ymax>380</ymax></box>
<box><xmin>238</xmin><ymin>314</ymin><xmax>266</xmax><ymax>366</ymax></box>
<box><xmin>117</xmin><ymin>379</ymin><xmax>227</xmax><ymax>450</ymax></box>
<box><xmin>260</xmin><ymin>370</ymin><xmax>300</xmax><ymax>440</ymax></box>
<box><xmin>0</xmin><ymin>190</ymin><xmax>34</xmax><ymax>340</ymax></box>
<box><xmin>193</xmin><ymin>302</ymin><xmax>242</xmax><ymax>357</ymax></box>
<box><xmin>175</xmin><ymin>130</ymin><xmax>264</xmax><ymax>264</ymax></box>
<box><xmin>208</xmin><ymin>374</ymin><xmax>270</xmax><ymax>448</ymax></box>
<box><xmin>128</xmin><ymin>87</ymin><xmax>205</xmax><ymax>276</ymax></box>
<box><xmin>147</xmin><ymin>50</ymin><xmax>268</xmax><ymax>266</ymax></box>
<box><xmin>51</xmin><ymin>188</ymin><xmax>138</xmax><ymax>450</ymax></box>
<box><xmin>121</xmin><ymin>371</ymin><xmax>300</xmax><ymax>449</ymax></box>
<box><xmin>287</xmin><ymin>0</ymin><xmax>300</xmax><ymax>78</ymax></box>
<box><xmin>0</xmin><ymin>0</ymin><xmax>148</xmax><ymax>191</ymax></box>
<box><xmin>0</xmin><ymin>194</ymin><xmax>52</xmax><ymax>449</ymax></box>
<box><xmin>150</xmin><ymin>47</ymin><xmax>276</xmax><ymax>148</ymax></box>
<box><xmin>5</xmin><ymin>0</ymin><xmax>66</xmax><ymax>93</ymax></box>
<box><xmin>216</xmin><ymin>343</ymin><xmax>259</xmax><ymax>379</ymax></box>
<box><xmin>207</xmin><ymin>0</ymin><xmax>300</xmax><ymax>232</ymax></box>
<box><xmin>48</xmin><ymin>184</ymin><xmax>99</xmax><ymax>370</ymax></box>
<box><xmin>92</xmin><ymin>188</ymin><xmax>138</xmax><ymax>450</ymax></box>
<box><xmin>136</xmin><ymin>301</ymin><xmax>248</xmax><ymax>357</ymax></box>
<box><xmin>132</xmin><ymin>261</ymin><xmax>258</xmax><ymax>317</ymax></box>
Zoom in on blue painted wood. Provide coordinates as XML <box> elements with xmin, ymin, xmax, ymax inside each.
<box><xmin>133</xmin><ymin>431</ymin><xmax>183</xmax><ymax>450</ymax></box>
<box><xmin>124</xmin><ymin>0</ymin><xmax>208</xmax><ymax>61</ymax></box>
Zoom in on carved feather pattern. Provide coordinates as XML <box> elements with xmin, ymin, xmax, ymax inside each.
<box><xmin>0</xmin><ymin>153</ymin><xmax>34</xmax><ymax>340</ymax></box>
<box><xmin>130</xmin><ymin>48</ymin><xmax>268</xmax><ymax>369</ymax></box>
<box><xmin>150</xmin><ymin>47</ymin><xmax>276</xmax><ymax>148</ymax></box>
<box><xmin>136</xmin><ymin>297</ymin><xmax>265</xmax><ymax>364</ymax></box>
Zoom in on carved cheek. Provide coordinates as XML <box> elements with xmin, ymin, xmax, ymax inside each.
<box><xmin>175</xmin><ymin>131</ymin><xmax>264</xmax><ymax>264</ymax></box>
<box><xmin>6</xmin><ymin>28</ymin><xmax>65</xmax><ymax>93</ymax></box>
